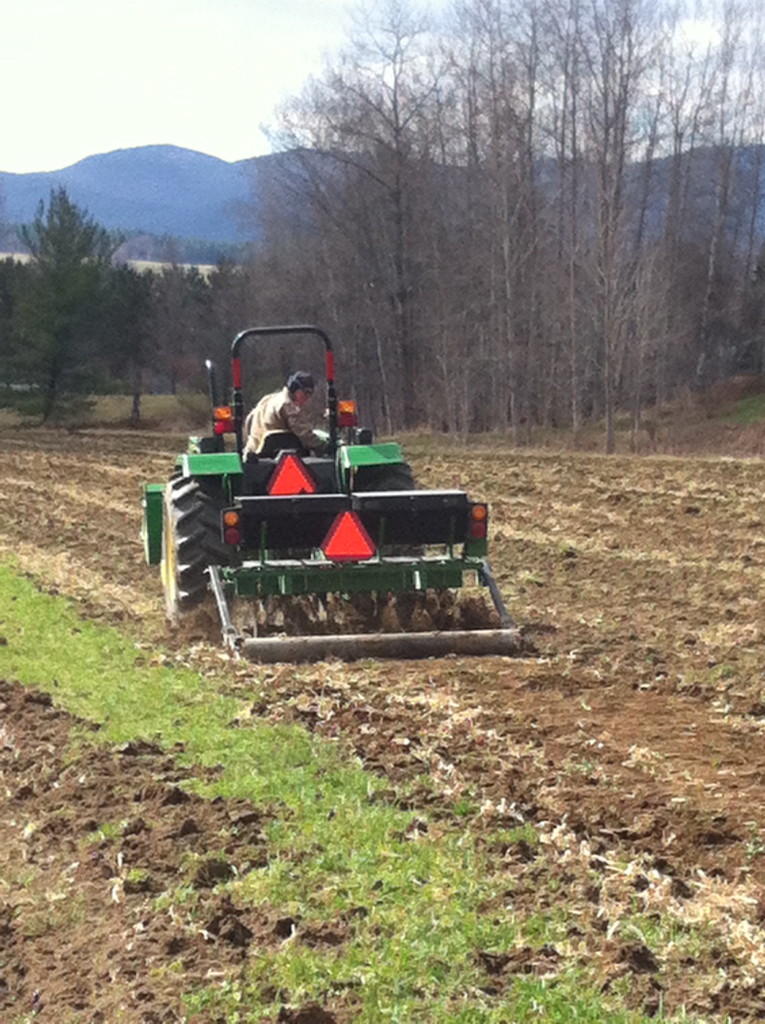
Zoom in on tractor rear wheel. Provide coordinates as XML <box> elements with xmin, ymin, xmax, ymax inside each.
<box><xmin>355</xmin><ymin>462</ymin><xmax>416</xmax><ymax>492</ymax></box>
<box><xmin>161</xmin><ymin>475</ymin><xmax>230</xmax><ymax>622</ymax></box>
<box><xmin>354</xmin><ymin>462</ymin><xmax>420</xmax><ymax>557</ymax></box>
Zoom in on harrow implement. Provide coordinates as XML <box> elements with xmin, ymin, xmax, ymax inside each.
<box><xmin>142</xmin><ymin>324</ymin><xmax>519</xmax><ymax>663</ymax></box>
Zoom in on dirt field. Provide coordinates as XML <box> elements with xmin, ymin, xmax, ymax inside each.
<box><xmin>4</xmin><ymin>428</ymin><xmax>765</xmax><ymax>1021</ymax></box>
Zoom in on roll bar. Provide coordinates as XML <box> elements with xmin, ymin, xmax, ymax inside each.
<box><xmin>230</xmin><ymin>325</ymin><xmax>337</xmax><ymax>456</ymax></box>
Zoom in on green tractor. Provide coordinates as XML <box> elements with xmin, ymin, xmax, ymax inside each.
<box><xmin>142</xmin><ymin>324</ymin><xmax>517</xmax><ymax>662</ymax></box>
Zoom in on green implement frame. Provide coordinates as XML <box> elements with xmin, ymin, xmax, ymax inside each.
<box><xmin>219</xmin><ymin>557</ymin><xmax>468</xmax><ymax>598</ymax></box>
<box><xmin>207</xmin><ymin>556</ymin><xmax>515</xmax><ymax>663</ymax></box>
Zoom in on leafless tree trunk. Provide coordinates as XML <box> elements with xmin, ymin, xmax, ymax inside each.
<box><xmin>241</xmin><ymin>0</ymin><xmax>765</xmax><ymax>440</ymax></box>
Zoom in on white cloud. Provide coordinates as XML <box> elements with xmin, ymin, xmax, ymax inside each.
<box><xmin>1</xmin><ymin>0</ymin><xmax>355</xmax><ymax>172</ymax></box>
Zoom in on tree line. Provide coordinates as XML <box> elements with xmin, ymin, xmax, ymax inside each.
<box><xmin>3</xmin><ymin>0</ymin><xmax>765</xmax><ymax>449</ymax></box>
<box><xmin>0</xmin><ymin>189</ymin><xmax>258</xmax><ymax>424</ymax></box>
<box><xmin>262</xmin><ymin>0</ymin><xmax>765</xmax><ymax>449</ymax></box>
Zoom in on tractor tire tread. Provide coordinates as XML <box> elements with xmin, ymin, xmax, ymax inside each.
<box><xmin>162</xmin><ymin>475</ymin><xmax>230</xmax><ymax>620</ymax></box>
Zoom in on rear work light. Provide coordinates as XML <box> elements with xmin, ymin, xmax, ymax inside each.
<box><xmin>469</xmin><ymin>503</ymin><xmax>488</xmax><ymax>539</ymax></box>
<box><xmin>337</xmin><ymin>400</ymin><xmax>358</xmax><ymax>427</ymax></box>
<box><xmin>213</xmin><ymin>405</ymin><xmax>235</xmax><ymax>435</ymax></box>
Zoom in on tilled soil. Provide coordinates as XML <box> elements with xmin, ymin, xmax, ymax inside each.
<box><xmin>5</xmin><ymin>428</ymin><xmax>765</xmax><ymax>1019</ymax></box>
<box><xmin>0</xmin><ymin>678</ymin><xmax>279</xmax><ymax>1024</ymax></box>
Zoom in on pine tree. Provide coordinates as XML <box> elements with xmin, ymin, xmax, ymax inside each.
<box><xmin>14</xmin><ymin>187</ymin><xmax>119</xmax><ymax>421</ymax></box>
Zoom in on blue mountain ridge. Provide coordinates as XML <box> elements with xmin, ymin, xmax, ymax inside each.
<box><xmin>0</xmin><ymin>145</ymin><xmax>264</xmax><ymax>244</ymax></box>
<box><xmin>3</xmin><ymin>142</ymin><xmax>764</xmax><ymax>253</ymax></box>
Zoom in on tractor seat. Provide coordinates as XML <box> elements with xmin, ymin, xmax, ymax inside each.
<box><xmin>255</xmin><ymin>431</ymin><xmax>308</xmax><ymax>458</ymax></box>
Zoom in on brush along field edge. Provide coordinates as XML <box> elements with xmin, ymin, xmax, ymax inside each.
<box><xmin>0</xmin><ymin>561</ymin><xmax>652</xmax><ymax>1023</ymax></box>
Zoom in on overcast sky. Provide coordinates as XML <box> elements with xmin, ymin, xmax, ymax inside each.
<box><xmin>3</xmin><ymin>0</ymin><xmax>722</xmax><ymax>176</ymax></box>
<box><xmin>1</xmin><ymin>0</ymin><xmax>363</xmax><ymax>173</ymax></box>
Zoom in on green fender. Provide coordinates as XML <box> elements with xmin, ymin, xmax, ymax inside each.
<box><xmin>337</xmin><ymin>442</ymin><xmax>405</xmax><ymax>490</ymax></box>
<box><xmin>141</xmin><ymin>483</ymin><xmax>164</xmax><ymax>565</ymax></box>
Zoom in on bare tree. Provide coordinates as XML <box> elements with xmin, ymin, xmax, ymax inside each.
<box><xmin>242</xmin><ymin>0</ymin><xmax>765</xmax><ymax>443</ymax></box>
<box><xmin>269</xmin><ymin>0</ymin><xmax>440</xmax><ymax>428</ymax></box>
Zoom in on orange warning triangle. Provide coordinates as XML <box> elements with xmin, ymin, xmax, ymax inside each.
<box><xmin>267</xmin><ymin>454</ymin><xmax>317</xmax><ymax>495</ymax></box>
<box><xmin>321</xmin><ymin>511</ymin><xmax>376</xmax><ymax>562</ymax></box>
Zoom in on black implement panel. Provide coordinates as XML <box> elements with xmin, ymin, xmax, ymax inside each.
<box><xmin>352</xmin><ymin>490</ymin><xmax>469</xmax><ymax>546</ymax></box>
<box><xmin>238</xmin><ymin>493</ymin><xmax>349</xmax><ymax>551</ymax></box>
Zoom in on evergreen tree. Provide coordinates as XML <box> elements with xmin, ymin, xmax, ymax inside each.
<box><xmin>0</xmin><ymin>257</ymin><xmax>28</xmax><ymax>406</ymax></box>
<box><xmin>13</xmin><ymin>187</ymin><xmax>119</xmax><ymax>421</ymax></box>
<box><xmin>105</xmin><ymin>265</ymin><xmax>155</xmax><ymax>423</ymax></box>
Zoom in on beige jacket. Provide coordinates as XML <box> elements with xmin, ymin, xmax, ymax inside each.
<box><xmin>243</xmin><ymin>387</ymin><xmax>322</xmax><ymax>456</ymax></box>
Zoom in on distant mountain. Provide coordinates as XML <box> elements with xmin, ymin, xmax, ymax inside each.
<box><xmin>0</xmin><ymin>145</ymin><xmax>266</xmax><ymax>245</ymax></box>
<box><xmin>7</xmin><ymin>141</ymin><xmax>762</xmax><ymax>261</ymax></box>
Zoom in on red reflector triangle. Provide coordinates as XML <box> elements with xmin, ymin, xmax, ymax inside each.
<box><xmin>322</xmin><ymin>511</ymin><xmax>376</xmax><ymax>562</ymax></box>
<box><xmin>267</xmin><ymin>454</ymin><xmax>318</xmax><ymax>495</ymax></box>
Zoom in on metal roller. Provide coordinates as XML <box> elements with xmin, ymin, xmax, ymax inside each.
<box><xmin>241</xmin><ymin>628</ymin><xmax>520</xmax><ymax>663</ymax></box>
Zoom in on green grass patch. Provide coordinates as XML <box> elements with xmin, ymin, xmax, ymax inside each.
<box><xmin>90</xmin><ymin>392</ymin><xmax>210</xmax><ymax>424</ymax></box>
<box><xmin>0</xmin><ymin>391</ymin><xmax>211</xmax><ymax>429</ymax></box>
<box><xmin>722</xmin><ymin>393</ymin><xmax>765</xmax><ymax>425</ymax></box>
<box><xmin>0</xmin><ymin>561</ymin><xmax>665</xmax><ymax>1022</ymax></box>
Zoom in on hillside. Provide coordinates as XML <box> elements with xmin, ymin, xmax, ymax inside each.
<box><xmin>0</xmin><ymin>145</ymin><xmax>265</xmax><ymax>244</ymax></box>
<box><xmin>3</xmin><ymin>142</ymin><xmax>765</xmax><ymax>256</ymax></box>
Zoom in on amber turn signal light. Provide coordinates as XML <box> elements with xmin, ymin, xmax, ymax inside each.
<box><xmin>469</xmin><ymin>503</ymin><xmax>488</xmax><ymax>539</ymax></box>
<box><xmin>337</xmin><ymin>399</ymin><xmax>358</xmax><ymax>428</ymax></box>
<box><xmin>213</xmin><ymin>405</ymin><xmax>235</xmax><ymax>434</ymax></box>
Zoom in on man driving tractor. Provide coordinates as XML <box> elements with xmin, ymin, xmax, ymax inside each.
<box><xmin>243</xmin><ymin>370</ymin><xmax>326</xmax><ymax>457</ymax></box>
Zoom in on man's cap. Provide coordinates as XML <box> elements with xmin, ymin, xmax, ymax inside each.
<box><xmin>287</xmin><ymin>371</ymin><xmax>315</xmax><ymax>394</ymax></box>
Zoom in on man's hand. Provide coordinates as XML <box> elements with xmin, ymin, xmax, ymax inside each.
<box><xmin>313</xmin><ymin>428</ymin><xmax>331</xmax><ymax>456</ymax></box>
